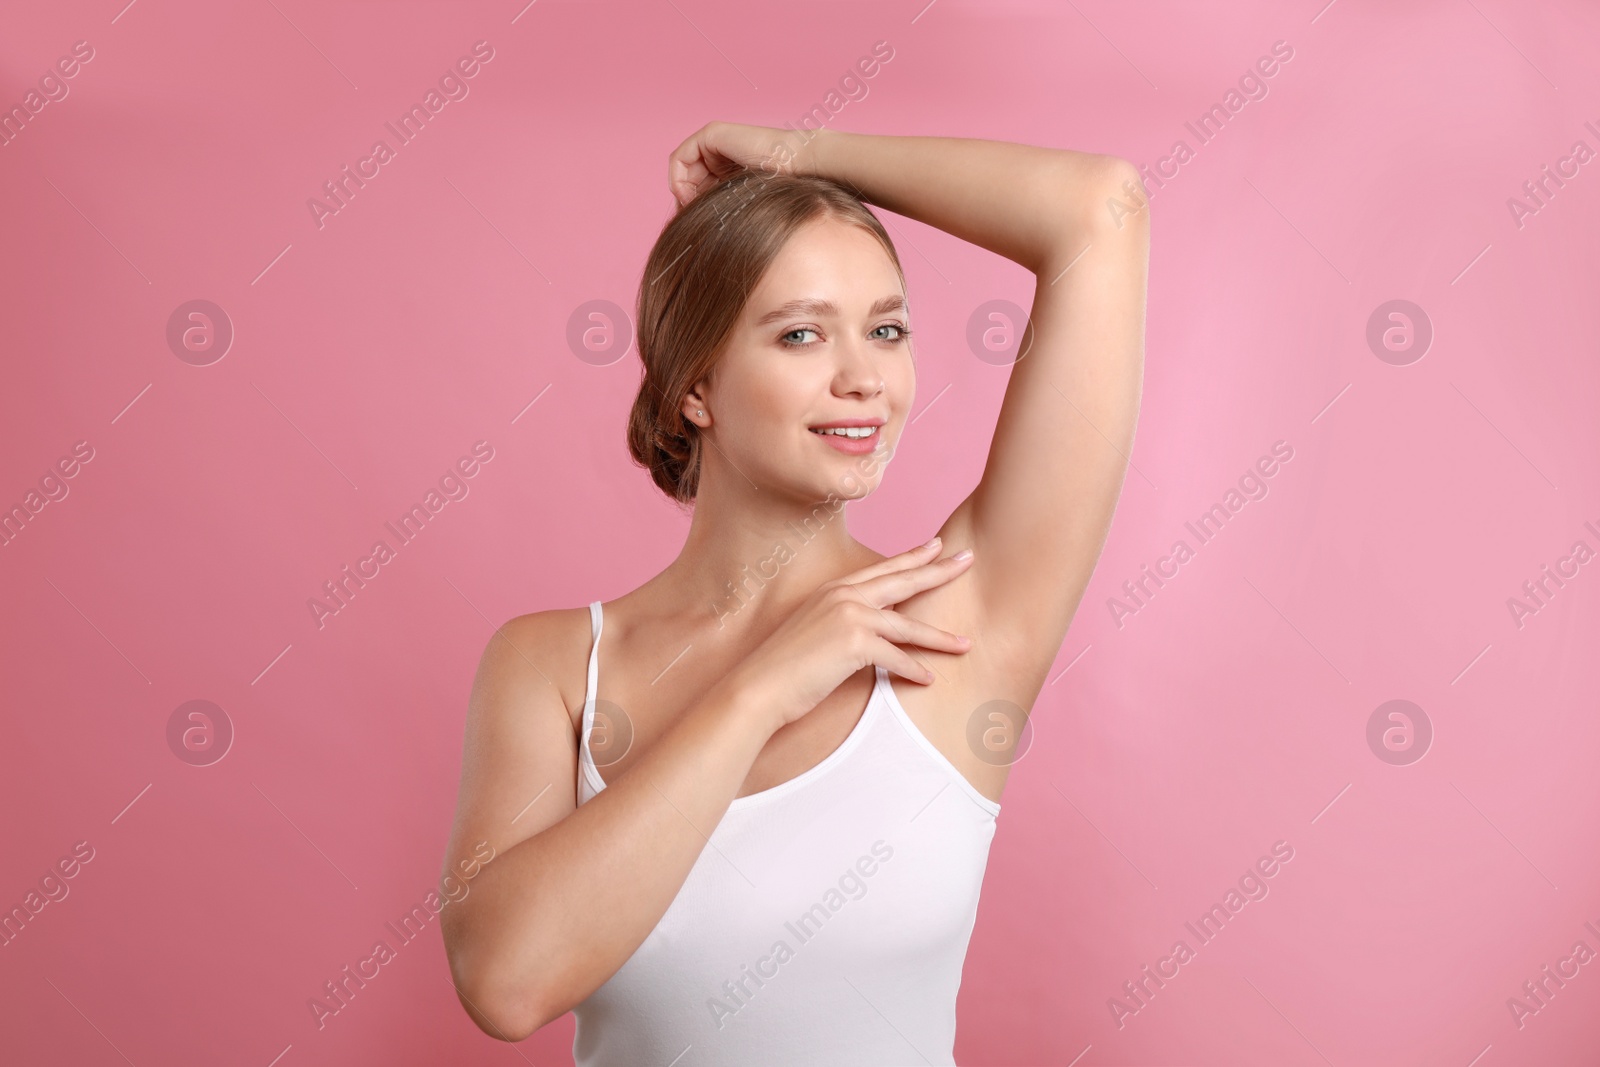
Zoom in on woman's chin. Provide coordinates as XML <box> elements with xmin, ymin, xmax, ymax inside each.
<box><xmin>824</xmin><ymin>470</ymin><xmax>881</xmax><ymax>502</ymax></box>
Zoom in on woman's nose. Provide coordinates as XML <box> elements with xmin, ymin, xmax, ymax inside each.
<box><xmin>833</xmin><ymin>341</ymin><xmax>885</xmax><ymax>398</ymax></box>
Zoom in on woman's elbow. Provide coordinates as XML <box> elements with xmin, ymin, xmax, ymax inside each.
<box><xmin>1059</xmin><ymin>155</ymin><xmax>1148</xmax><ymax>235</ymax></box>
<box><xmin>1098</xmin><ymin>158</ymin><xmax>1150</xmax><ymax>226</ymax></box>
<box><xmin>450</xmin><ymin>967</ymin><xmax>550</xmax><ymax>1042</ymax></box>
<box><xmin>445</xmin><ymin>926</ymin><xmax>554</xmax><ymax>1042</ymax></box>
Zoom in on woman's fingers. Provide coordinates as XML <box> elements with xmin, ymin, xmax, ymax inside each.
<box><xmin>856</xmin><ymin>547</ymin><xmax>974</xmax><ymax>609</ymax></box>
<box><xmin>668</xmin><ymin>122</ymin><xmax>806</xmax><ymax>206</ymax></box>
<box><xmin>667</xmin><ymin>125</ymin><xmax>723</xmax><ymax>205</ymax></box>
<box><xmin>870</xmin><ymin>608</ymin><xmax>972</xmax><ymax>656</ymax></box>
<box><xmin>874</xmin><ymin>638</ymin><xmax>940</xmax><ymax>685</ymax></box>
<box><xmin>835</xmin><ymin>538</ymin><xmax>948</xmax><ymax>587</ymax></box>
<box><xmin>668</xmin><ymin>124</ymin><xmax>750</xmax><ymax>205</ymax></box>
<box><xmin>668</xmin><ymin>153</ymin><xmax>714</xmax><ymax>206</ymax></box>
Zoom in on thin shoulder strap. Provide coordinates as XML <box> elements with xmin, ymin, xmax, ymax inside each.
<box><xmin>584</xmin><ymin>600</ymin><xmax>603</xmax><ymax>716</ymax></box>
<box><xmin>577</xmin><ymin>601</ymin><xmax>607</xmax><ymax>800</ymax></box>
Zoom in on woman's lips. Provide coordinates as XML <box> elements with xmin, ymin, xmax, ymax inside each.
<box><xmin>809</xmin><ymin>426</ymin><xmax>881</xmax><ymax>454</ymax></box>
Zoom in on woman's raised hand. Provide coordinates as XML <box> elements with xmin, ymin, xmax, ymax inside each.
<box><xmin>726</xmin><ymin>538</ymin><xmax>976</xmax><ymax>730</ymax></box>
<box><xmin>667</xmin><ymin>121</ymin><xmax>806</xmax><ymax>207</ymax></box>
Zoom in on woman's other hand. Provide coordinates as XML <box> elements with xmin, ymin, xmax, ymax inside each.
<box><xmin>727</xmin><ymin>537</ymin><xmax>976</xmax><ymax>731</ymax></box>
<box><xmin>667</xmin><ymin>121</ymin><xmax>808</xmax><ymax>206</ymax></box>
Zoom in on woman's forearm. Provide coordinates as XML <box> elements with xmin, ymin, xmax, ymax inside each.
<box><xmin>792</xmin><ymin>127</ymin><xmax>1132</xmax><ymax>273</ymax></box>
<box><xmin>444</xmin><ymin>668</ymin><xmax>785</xmax><ymax>1038</ymax></box>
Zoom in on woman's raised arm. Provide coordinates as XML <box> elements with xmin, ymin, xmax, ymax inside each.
<box><xmin>782</xmin><ymin>126</ymin><xmax>1150</xmax><ymax>680</ymax></box>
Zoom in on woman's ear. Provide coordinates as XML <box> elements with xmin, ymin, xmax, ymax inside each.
<box><xmin>682</xmin><ymin>384</ymin><xmax>710</xmax><ymax>428</ymax></box>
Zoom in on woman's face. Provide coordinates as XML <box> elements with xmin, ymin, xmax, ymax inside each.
<box><xmin>689</xmin><ymin>216</ymin><xmax>915</xmax><ymax>504</ymax></box>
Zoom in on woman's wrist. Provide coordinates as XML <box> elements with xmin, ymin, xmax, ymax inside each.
<box><xmin>704</xmin><ymin>659</ymin><xmax>788</xmax><ymax>738</ymax></box>
<box><xmin>784</xmin><ymin>126</ymin><xmax>836</xmax><ymax>183</ymax></box>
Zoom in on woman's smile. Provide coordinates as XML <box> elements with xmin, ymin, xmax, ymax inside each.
<box><xmin>808</xmin><ymin>420</ymin><xmax>885</xmax><ymax>454</ymax></box>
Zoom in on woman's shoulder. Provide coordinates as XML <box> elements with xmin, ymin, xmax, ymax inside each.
<box><xmin>488</xmin><ymin>603</ymin><xmax>594</xmax><ymax>652</ymax></box>
<box><xmin>489</xmin><ymin>584</ymin><xmax>661</xmax><ymax>664</ymax></box>
<box><xmin>472</xmin><ymin>604</ymin><xmax>600</xmax><ymax>730</ymax></box>
<box><xmin>494</xmin><ymin>602</ymin><xmax>593</xmax><ymax>640</ymax></box>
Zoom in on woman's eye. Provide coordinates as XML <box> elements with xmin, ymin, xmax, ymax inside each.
<box><xmin>780</xmin><ymin>324</ymin><xmax>910</xmax><ymax>348</ymax></box>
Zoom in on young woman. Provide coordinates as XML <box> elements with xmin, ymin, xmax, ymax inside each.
<box><xmin>441</xmin><ymin>122</ymin><xmax>1149</xmax><ymax>1064</ymax></box>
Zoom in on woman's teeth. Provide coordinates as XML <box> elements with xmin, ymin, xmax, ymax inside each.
<box><xmin>811</xmin><ymin>426</ymin><xmax>878</xmax><ymax>438</ymax></box>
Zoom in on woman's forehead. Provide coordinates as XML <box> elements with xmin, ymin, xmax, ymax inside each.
<box><xmin>745</xmin><ymin>226</ymin><xmax>904</xmax><ymax>322</ymax></box>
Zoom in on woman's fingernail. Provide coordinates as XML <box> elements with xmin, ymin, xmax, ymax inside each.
<box><xmin>952</xmin><ymin>548</ymin><xmax>972</xmax><ymax>561</ymax></box>
<box><xmin>924</xmin><ymin>536</ymin><xmax>941</xmax><ymax>548</ymax></box>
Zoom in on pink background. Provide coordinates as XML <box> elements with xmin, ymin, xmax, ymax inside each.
<box><xmin>3</xmin><ymin>0</ymin><xmax>1598</xmax><ymax>1064</ymax></box>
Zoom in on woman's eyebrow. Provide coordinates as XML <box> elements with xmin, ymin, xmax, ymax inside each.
<box><xmin>754</xmin><ymin>294</ymin><xmax>906</xmax><ymax>327</ymax></box>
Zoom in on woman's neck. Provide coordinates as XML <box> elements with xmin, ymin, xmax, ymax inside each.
<box><xmin>652</xmin><ymin>476</ymin><xmax>880</xmax><ymax>637</ymax></box>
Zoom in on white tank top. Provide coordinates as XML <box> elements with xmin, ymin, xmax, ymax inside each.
<box><xmin>570</xmin><ymin>600</ymin><xmax>1001</xmax><ymax>1066</ymax></box>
